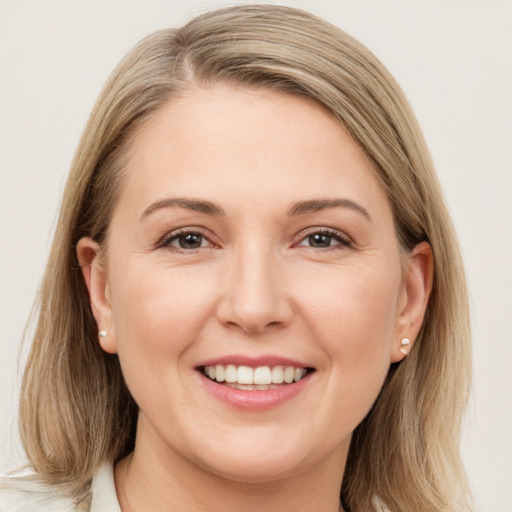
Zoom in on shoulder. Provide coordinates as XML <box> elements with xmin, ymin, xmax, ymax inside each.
<box><xmin>0</xmin><ymin>463</ymin><xmax>118</xmax><ymax>512</ymax></box>
<box><xmin>0</xmin><ymin>471</ymin><xmax>79</xmax><ymax>512</ymax></box>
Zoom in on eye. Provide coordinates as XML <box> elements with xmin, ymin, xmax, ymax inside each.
<box><xmin>159</xmin><ymin>229</ymin><xmax>214</xmax><ymax>251</ymax></box>
<box><xmin>296</xmin><ymin>229</ymin><xmax>351</xmax><ymax>250</ymax></box>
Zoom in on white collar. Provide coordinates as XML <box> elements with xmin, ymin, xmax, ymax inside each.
<box><xmin>90</xmin><ymin>463</ymin><xmax>122</xmax><ymax>512</ymax></box>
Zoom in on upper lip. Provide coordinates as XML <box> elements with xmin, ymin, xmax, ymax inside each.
<box><xmin>196</xmin><ymin>354</ymin><xmax>312</xmax><ymax>369</ymax></box>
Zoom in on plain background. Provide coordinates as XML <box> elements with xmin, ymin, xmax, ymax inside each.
<box><xmin>1</xmin><ymin>1</ymin><xmax>511</xmax><ymax>510</ymax></box>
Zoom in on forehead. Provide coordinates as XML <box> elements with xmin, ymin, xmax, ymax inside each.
<box><xmin>117</xmin><ymin>84</ymin><xmax>391</xmax><ymax>220</ymax></box>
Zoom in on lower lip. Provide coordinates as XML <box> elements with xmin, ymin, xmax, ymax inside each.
<box><xmin>198</xmin><ymin>372</ymin><xmax>312</xmax><ymax>411</ymax></box>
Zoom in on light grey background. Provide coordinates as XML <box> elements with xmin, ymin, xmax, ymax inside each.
<box><xmin>1</xmin><ymin>1</ymin><xmax>511</xmax><ymax>511</ymax></box>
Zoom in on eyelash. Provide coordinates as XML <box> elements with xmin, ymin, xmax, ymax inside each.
<box><xmin>157</xmin><ymin>227</ymin><xmax>352</xmax><ymax>253</ymax></box>
<box><xmin>295</xmin><ymin>228</ymin><xmax>352</xmax><ymax>251</ymax></box>
<box><xmin>157</xmin><ymin>227</ymin><xmax>216</xmax><ymax>252</ymax></box>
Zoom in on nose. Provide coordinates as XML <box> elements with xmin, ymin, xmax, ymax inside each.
<box><xmin>216</xmin><ymin>246</ymin><xmax>294</xmax><ymax>334</ymax></box>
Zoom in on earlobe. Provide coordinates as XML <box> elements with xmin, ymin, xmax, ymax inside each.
<box><xmin>76</xmin><ymin>237</ymin><xmax>118</xmax><ymax>354</ymax></box>
<box><xmin>399</xmin><ymin>337</ymin><xmax>411</xmax><ymax>356</ymax></box>
<box><xmin>391</xmin><ymin>241</ymin><xmax>434</xmax><ymax>363</ymax></box>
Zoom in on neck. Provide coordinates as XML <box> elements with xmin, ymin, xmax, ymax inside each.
<box><xmin>114</xmin><ymin>422</ymin><xmax>348</xmax><ymax>512</ymax></box>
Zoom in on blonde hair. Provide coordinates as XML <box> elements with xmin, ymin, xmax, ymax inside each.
<box><xmin>19</xmin><ymin>5</ymin><xmax>472</xmax><ymax>511</ymax></box>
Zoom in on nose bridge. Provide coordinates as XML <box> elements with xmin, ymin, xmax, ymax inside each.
<box><xmin>218</xmin><ymin>241</ymin><xmax>293</xmax><ymax>333</ymax></box>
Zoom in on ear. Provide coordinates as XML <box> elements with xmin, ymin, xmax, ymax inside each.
<box><xmin>391</xmin><ymin>241</ymin><xmax>433</xmax><ymax>363</ymax></box>
<box><xmin>76</xmin><ymin>237</ymin><xmax>118</xmax><ymax>354</ymax></box>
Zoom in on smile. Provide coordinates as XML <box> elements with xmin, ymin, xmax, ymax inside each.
<box><xmin>201</xmin><ymin>364</ymin><xmax>309</xmax><ymax>390</ymax></box>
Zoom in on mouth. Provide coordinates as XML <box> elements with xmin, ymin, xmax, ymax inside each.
<box><xmin>198</xmin><ymin>364</ymin><xmax>314</xmax><ymax>391</ymax></box>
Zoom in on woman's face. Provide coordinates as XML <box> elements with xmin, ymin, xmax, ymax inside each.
<box><xmin>81</xmin><ymin>85</ymin><xmax>429</xmax><ymax>483</ymax></box>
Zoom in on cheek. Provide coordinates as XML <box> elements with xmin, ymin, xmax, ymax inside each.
<box><xmin>270</xmin><ymin>261</ymin><xmax>402</xmax><ymax>445</ymax></box>
<box><xmin>110</xmin><ymin>262</ymin><xmax>217</xmax><ymax>364</ymax></box>
<box><xmin>297</xmin><ymin>261</ymin><xmax>401</xmax><ymax>369</ymax></box>
<box><xmin>107</xmin><ymin>262</ymin><xmax>221</xmax><ymax>425</ymax></box>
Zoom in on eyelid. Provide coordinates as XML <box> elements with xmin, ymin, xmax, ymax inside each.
<box><xmin>157</xmin><ymin>226</ymin><xmax>219</xmax><ymax>250</ymax></box>
<box><xmin>155</xmin><ymin>225</ymin><xmax>352</xmax><ymax>252</ymax></box>
<box><xmin>293</xmin><ymin>226</ymin><xmax>352</xmax><ymax>249</ymax></box>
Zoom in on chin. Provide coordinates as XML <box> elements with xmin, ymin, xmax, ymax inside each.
<box><xmin>186</xmin><ymin>428</ymin><xmax>348</xmax><ymax>485</ymax></box>
<box><xmin>199</xmin><ymin>450</ymin><xmax>311</xmax><ymax>484</ymax></box>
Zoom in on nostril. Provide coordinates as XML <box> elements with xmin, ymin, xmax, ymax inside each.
<box><xmin>223</xmin><ymin>319</ymin><xmax>282</xmax><ymax>334</ymax></box>
<box><xmin>215</xmin><ymin>272</ymin><xmax>294</xmax><ymax>332</ymax></box>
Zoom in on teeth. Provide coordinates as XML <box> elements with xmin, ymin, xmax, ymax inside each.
<box><xmin>294</xmin><ymin>367</ymin><xmax>304</xmax><ymax>382</ymax></box>
<box><xmin>202</xmin><ymin>364</ymin><xmax>308</xmax><ymax>386</ymax></box>
<box><xmin>224</xmin><ymin>382</ymin><xmax>283</xmax><ymax>391</ymax></box>
<box><xmin>254</xmin><ymin>366</ymin><xmax>272</xmax><ymax>385</ymax></box>
<box><xmin>271</xmin><ymin>366</ymin><xmax>284</xmax><ymax>384</ymax></box>
<box><xmin>283</xmin><ymin>366</ymin><xmax>295</xmax><ymax>384</ymax></box>
<box><xmin>215</xmin><ymin>365</ymin><xmax>225</xmax><ymax>382</ymax></box>
<box><xmin>237</xmin><ymin>366</ymin><xmax>253</xmax><ymax>384</ymax></box>
<box><xmin>225</xmin><ymin>364</ymin><xmax>237</xmax><ymax>383</ymax></box>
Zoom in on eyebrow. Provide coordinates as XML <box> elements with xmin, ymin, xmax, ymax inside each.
<box><xmin>287</xmin><ymin>199</ymin><xmax>371</xmax><ymax>220</ymax></box>
<box><xmin>140</xmin><ymin>197</ymin><xmax>371</xmax><ymax>221</ymax></box>
<box><xmin>140</xmin><ymin>198</ymin><xmax>226</xmax><ymax>220</ymax></box>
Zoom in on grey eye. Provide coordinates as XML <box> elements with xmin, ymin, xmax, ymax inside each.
<box><xmin>296</xmin><ymin>230</ymin><xmax>351</xmax><ymax>250</ymax></box>
<box><xmin>307</xmin><ymin>233</ymin><xmax>333</xmax><ymax>248</ymax></box>
<box><xmin>170</xmin><ymin>232</ymin><xmax>207</xmax><ymax>249</ymax></box>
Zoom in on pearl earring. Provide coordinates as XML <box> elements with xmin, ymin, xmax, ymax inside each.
<box><xmin>98</xmin><ymin>330</ymin><xmax>108</xmax><ymax>338</ymax></box>
<box><xmin>399</xmin><ymin>337</ymin><xmax>410</xmax><ymax>355</ymax></box>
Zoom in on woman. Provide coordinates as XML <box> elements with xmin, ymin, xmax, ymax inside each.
<box><xmin>0</xmin><ymin>5</ymin><xmax>472</xmax><ymax>512</ymax></box>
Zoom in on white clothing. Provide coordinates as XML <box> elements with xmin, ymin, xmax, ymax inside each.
<box><xmin>1</xmin><ymin>464</ymin><xmax>390</xmax><ymax>511</ymax></box>
<box><xmin>0</xmin><ymin>463</ymin><xmax>121</xmax><ymax>512</ymax></box>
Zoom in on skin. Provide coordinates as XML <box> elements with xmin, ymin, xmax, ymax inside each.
<box><xmin>78</xmin><ymin>85</ymin><xmax>433</xmax><ymax>512</ymax></box>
